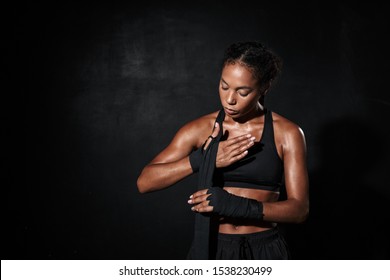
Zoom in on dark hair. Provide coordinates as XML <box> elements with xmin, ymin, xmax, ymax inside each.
<box><xmin>222</xmin><ymin>41</ymin><xmax>282</xmax><ymax>89</ymax></box>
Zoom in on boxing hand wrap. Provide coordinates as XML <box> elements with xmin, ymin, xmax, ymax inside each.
<box><xmin>206</xmin><ymin>187</ymin><xmax>264</xmax><ymax>220</ymax></box>
<box><xmin>189</xmin><ymin>148</ymin><xmax>203</xmax><ymax>173</ymax></box>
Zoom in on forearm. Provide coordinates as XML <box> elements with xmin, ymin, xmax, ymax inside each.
<box><xmin>190</xmin><ymin>188</ymin><xmax>309</xmax><ymax>224</ymax></box>
<box><xmin>137</xmin><ymin>156</ymin><xmax>194</xmax><ymax>193</ymax></box>
<box><xmin>262</xmin><ymin>199</ymin><xmax>309</xmax><ymax>224</ymax></box>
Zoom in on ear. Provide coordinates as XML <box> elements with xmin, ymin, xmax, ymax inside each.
<box><xmin>258</xmin><ymin>94</ymin><xmax>265</xmax><ymax>106</ymax></box>
<box><xmin>260</xmin><ymin>81</ymin><xmax>272</xmax><ymax>96</ymax></box>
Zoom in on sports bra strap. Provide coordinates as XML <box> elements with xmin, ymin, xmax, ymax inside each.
<box><xmin>213</xmin><ymin>108</ymin><xmax>225</xmax><ymax>141</ymax></box>
<box><xmin>262</xmin><ymin>108</ymin><xmax>274</xmax><ymax>144</ymax></box>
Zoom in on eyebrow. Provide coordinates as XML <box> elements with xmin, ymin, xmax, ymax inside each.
<box><xmin>221</xmin><ymin>78</ymin><xmax>253</xmax><ymax>91</ymax></box>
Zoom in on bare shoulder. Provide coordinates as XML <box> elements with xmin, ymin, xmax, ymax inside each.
<box><xmin>175</xmin><ymin>110</ymin><xmax>220</xmax><ymax>148</ymax></box>
<box><xmin>271</xmin><ymin>112</ymin><xmax>306</xmax><ymax>148</ymax></box>
<box><xmin>150</xmin><ymin>111</ymin><xmax>220</xmax><ymax>164</ymax></box>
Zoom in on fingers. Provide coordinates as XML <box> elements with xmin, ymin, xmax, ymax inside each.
<box><xmin>229</xmin><ymin>149</ymin><xmax>250</xmax><ymax>162</ymax></box>
<box><xmin>229</xmin><ymin>136</ymin><xmax>255</xmax><ymax>156</ymax></box>
<box><xmin>189</xmin><ymin>189</ymin><xmax>209</xmax><ymax>199</ymax></box>
<box><xmin>211</xmin><ymin>122</ymin><xmax>220</xmax><ymax>138</ymax></box>
<box><xmin>226</xmin><ymin>133</ymin><xmax>255</xmax><ymax>148</ymax></box>
<box><xmin>216</xmin><ymin>134</ymin><xmax>256</xmax><ymax>168</ymax></box>
<box><xmin>202</xmin><ymin>120</ymin><xmax>257</xmax><ymax>168</ymax></box>
<box><xmin>191</xmin><ymin>202</ymin><xmax>213</xmax><ymax>213</ymax></box>
<box><xmin>188</xmin><ymin>189</ymin><xmax>213</xmax><ymax>213</ymax></box>
<box><xmin>188</xmin><ymin>189</ymin><xmax>210</xmax><ymax>206</ymax></box>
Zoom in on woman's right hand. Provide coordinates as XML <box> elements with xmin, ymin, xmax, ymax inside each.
<box><xmin>203</xmin><ymin>123</ymin><xmax>256</xmax><ymax>168</ymax></box>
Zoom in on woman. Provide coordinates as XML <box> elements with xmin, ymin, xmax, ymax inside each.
<box><xmin>137</xmin><ymin>41</ymin><xmax>309</xmax><ymax>260</ymax></box>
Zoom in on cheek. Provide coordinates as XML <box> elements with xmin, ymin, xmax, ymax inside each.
<box><xmin>242</xmin><ymin>95</ymin><xmax>260</xmax><ymax>108</ymax></box>
<box><xmin>218</xmin><ymin>89</ymin><xmax>226</xmax><ymax>101</ymax></box>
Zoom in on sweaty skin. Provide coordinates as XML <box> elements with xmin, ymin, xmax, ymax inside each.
<box><xmin>137</xmin><ymin>63</ymin><xmax>309</xmax><ymax>234</ymax></box>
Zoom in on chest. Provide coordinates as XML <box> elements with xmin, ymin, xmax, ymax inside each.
<box><xmin>222</xmin><ymin>123</ymin><xmax>265</xmax><ymax>142</ymax></box>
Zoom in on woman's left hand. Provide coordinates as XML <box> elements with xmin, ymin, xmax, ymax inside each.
<box><xmin>188</xmin><ymin>189</ymin><xmax>213</xmax><ymax>213</ymax></box>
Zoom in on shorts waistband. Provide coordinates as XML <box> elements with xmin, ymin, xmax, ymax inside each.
<box><xmin>217</xmin><ymin>227</ymin><xmax>279</xmax><ymax>241</ymax></box>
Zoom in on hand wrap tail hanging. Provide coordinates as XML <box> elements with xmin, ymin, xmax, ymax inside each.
<box><xmin>191</xmin><ymin>109</ymin><xmax>225</xmax><ymax>259</ymax></box>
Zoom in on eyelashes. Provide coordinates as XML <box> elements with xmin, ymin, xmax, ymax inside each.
<box><xmin>221</xmin><ymin>86</ymin><xmax>249</xmax><ymax>97</ymax></box>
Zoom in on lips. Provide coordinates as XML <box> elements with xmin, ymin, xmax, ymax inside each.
<box><xmin>224</xmin><ymin>107</ymin><xmax>238</xmax><ymax>115</ymax></box>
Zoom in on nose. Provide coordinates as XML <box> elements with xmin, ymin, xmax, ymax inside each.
<box><xmin>226</xmin><ymin>90</ymin><xmax>236</xmax><ymax>105</ymax></box>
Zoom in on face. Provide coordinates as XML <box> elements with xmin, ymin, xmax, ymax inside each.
<box><xmin>219</xmin><ymin>62</ymin><xmax>261</xmax><ymax>120</ymax></box>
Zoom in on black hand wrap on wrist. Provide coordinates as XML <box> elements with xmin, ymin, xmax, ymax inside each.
<box><xmin>206</xmin><ymin>187</ymin><xmax>263</xmax><ymax>220</ymax></box>
<box><xmin>189</xmin><ymin>148</ymin><xmax>203</xmax><ymax>173</ymax></box>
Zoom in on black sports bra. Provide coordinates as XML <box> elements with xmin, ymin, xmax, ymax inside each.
<box><xmin>214</xmin><ymin>108</ymin><xmax>283</xmax><ymax>192</ymax></box>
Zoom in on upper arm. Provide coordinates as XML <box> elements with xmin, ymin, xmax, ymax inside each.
<box><xmin>280</xmin><ymin>122</ymin><xmax>309</xmax><ymax>203</ymax></box>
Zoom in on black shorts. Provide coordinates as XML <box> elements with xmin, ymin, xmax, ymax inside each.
<box><xmin>215</xmin><ymin>228</ymin><xmax>290</xmax><ymax>260</ymax></box>
<box><xmin>187</xmin><ymin>228</ymin><xmax>290</xmax><ymax>260</ymax></box>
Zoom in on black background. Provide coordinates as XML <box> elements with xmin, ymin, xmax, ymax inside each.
<box><xmin>6</xmin><ymin>1</ymin><xmax>390</xmax><ymax>259</ymax></box>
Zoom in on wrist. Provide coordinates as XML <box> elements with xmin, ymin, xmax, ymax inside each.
<box><xmin>207</xmin><ymin>187</ymin><xmax>264</xmax><ymax>220</ymax></box>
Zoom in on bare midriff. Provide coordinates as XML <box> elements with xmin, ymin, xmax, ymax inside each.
<box><xmin>218</xmin><ymin>187</ymin><xmax>279</xmax><ymax>234</ymax></box>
